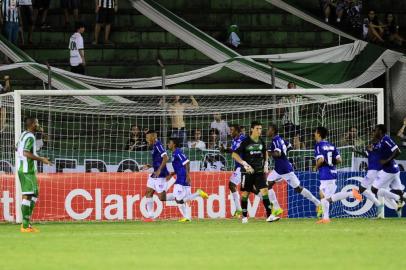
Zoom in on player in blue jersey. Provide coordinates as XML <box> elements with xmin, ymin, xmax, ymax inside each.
<box><xmin>167</xmin><ymin>138</ymin><xmax>208</xmax><ymax>222</ymax></box>
<box><xmin>222</xmin><ymin>124</ymin><xmax>246</xmax><ymax>217</ymax></box>
<box><xmin>370</xmin><ymin>125</ymin><xmax>406</xmax><ymax>216</ymax></box>
<box><xmin>143</xmin><ymin>130</ymin><xmax>176</xmax><ymax>221</ymax></box>
<box><xmin>266</xmin><ymin>125</ymin><xmax>321</xmax><ymax>222</ymax></box>
<box><xmin>314</xmin><ymin>127</ymin><xmax>362</xmax><ymax>224</ymax></box>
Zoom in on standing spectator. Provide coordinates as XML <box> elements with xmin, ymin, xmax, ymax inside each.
<box><xmin>69</xmin><ymin>21</ymin><xmax>86</xmax><ymax>74</ymax></box>
<box><xmin>207</xmin><ymin>128</ymin><xmax>220</xmax><ymax>150</ymax></box>
<box><xmin>160</xmin><ymin>96</ymin><xmax>199</xmax><ymax>148</ymax></box>
<box><xmin>342</xmin><ymin>126</ymin><xmax>365</xmax><ymax>147</ymax></box>
<box><xmin>397</xmin><ymin>117</ymin><xmax>406</xmax><ymax>148</ymax></box>
<box><xmin>33</xmin><ymin>0</ymin><xmax>50</xmax><ymax>29</ymax></box>
<box><xmin>278</xmin><ymin>82</ymin><xmax>303</xmax><ymax>140</ymax></box>
<box><xmin>320</xmin><ymin>0</ymin><xmax>345</xmax><ymax>23</ymax></box>
<box><xmin>93</xmin><ymin>0</ymin><xmax>118</xmax><ymax>45</ymax></box>
<box><xmin>18</xmin><ymin>0</ymin><xmax>34</xmax><ymax>45</ymax></box>
<box><xmin>187</xmin><ymin>128</ymin><xmax>206</xmax><ymax>151</ymax></box>
<box><xmin>1</xmin><ymin>0</ymin><xmax>21</xmax><ymax>47</ymax></box>
<box><xmin>61</xmin><ymin>0</ymin><xmax>80</xmax><ymax>29</ymax></box>
<box><xmin>210</xmin><ymin>113</ymin><xmax>230</xmax><ymax>147</ymax></box>
<box><xmin>0</xmin><ymin>75</ymin><xmax>12</xmax><ymax>132</ymax></box>
<box><xmin>363</xmin><ymin>10</ymin><xmax>384</xmax><ymax>43</ymax></box>
<box><xmin>384</xmin><ymin>13</ymin><xmax>405</xmax><ymax>47</ymax></box>
<box><xmin>126</xmin><ymin>125</ymin><xmax>147</xmax><ymax>151</ymax></box>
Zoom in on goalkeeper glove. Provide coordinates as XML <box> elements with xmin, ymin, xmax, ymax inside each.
<box><xmin>241</xmin><ymin>161</ymin><xmax>254</xmax><ymax>174</ymax></box>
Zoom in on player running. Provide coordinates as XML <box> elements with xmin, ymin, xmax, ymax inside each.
<box><xmin>143</xmin><ymin>130</ymin><xmax>176</xmax><ymax>222</ymax></box>
<box><xmin>314</xmin><ymin>127</ymin><xmax>362</xmax><ymax>224</ymax></box>
<box><xmin>167</xmin><ymin>138</ymin><xmax>208</xmax><ymax>222</ymax></box>
<box><xmin>232</xmin><ymin>121</ymin><xmax>273</xmax><ymax>223</ymax></box>
<box><xmin>370</xmin><ymin>125</ymin><xmax>406</xmax><ymax>217</ymax></box>
<box><xmin>16</xmin><ymin>117</ymin><xmax>52</xmax><ymax>233</ymax></box>
<box><xmin>266</xmin><ymin>124</ymin><xmax>321</xmax><ymax>222</ymax></box>
<box><xmin>221</xmin><ymin>124</ymin><xmax>246</xmax><ymax>217</ymax></box>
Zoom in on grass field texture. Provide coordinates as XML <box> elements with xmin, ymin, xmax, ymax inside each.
<box><xmin>1</xmin><ymin>219</ymin><xmax>406</xmax><ymax>270</ymax></box>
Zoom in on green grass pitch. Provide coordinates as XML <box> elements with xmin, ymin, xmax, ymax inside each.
<box><xmin>1</xmin><ymin>218</ymin><xmax>406</xmax><ymax>270</ymax></box>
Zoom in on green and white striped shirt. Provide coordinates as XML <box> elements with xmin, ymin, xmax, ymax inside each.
<box><xmin>16</xmin><ymin>131</ymin><xmax>37</xmax><ymax>174</ymax></box>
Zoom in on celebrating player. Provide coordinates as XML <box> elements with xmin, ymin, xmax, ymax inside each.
<box><xmin>370</xmin><ymin>125</ymin><xmax>406</xmax><ymax>216</ymax></box>
<box><xmin>167</xmin><ymin>138</ymin><xmax>208</xmax><ymax>222</ymax></box>
<box><xmin>314</xmin><ymin>127</ymin><xmax>362</xmax><ymax>224</ymax></box>
<box><xmin>266</xmin><ymin>124</ymin><xmax>321</xmax><ymax>222</ymax></box>
<box><xmin>222</xmin><ymin>124</ymin><xmax>246</xmax><ymax>217</ymax></box>
<box><xmin>232</xmin><ymin>121</ymin><xmax>273</xmax><ymax>223</ymax></box>
<box><xmin>143</xmin><ymin>130</ymin><xmax>176</xmax><ymax>222</ymax></box>
<box><xmin>16</xmin><ymin>117</ymin><xmax>52</xmax><ymax>233</ymax></box>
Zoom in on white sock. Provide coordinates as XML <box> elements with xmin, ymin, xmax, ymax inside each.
<box><xmin>389</xmin><ymin>199</ymin><xmax>399</xmax><ymax>209</ymax></box>
<box><xmin>325</xmin><ymin>18</ymin><xmax>329</xmax><ymax>23</ymax></box>
<box><xmin>377</xmin><ymin>189</ymin><xmax>400</xmax><ymax>201</ymax></box>
<box><xmin>268</xmin><ymin>189</ymin><xmax>280</xmax><ymax>210</ymax></box>
<box><xmin>321</xmin><ymin>198</ymin><xmax>330</xmax><ymax>220</ymax></box>
<box><xmin>362</xmin><ymin>189</ymin><xmax>380</xmax><ymax>206</ymax></box>
<box><xmin>146</xmin><ymin>197</ymin><xmax>154</xmax><ymax>218</ymax></box>
<box><xmin>232</xmin><ymin>191</ymin><xmax>242</xmax><ymax>211</ymax></box>
<box><xmin>331</xmin><ymin>191</ymin><xmax>352</xmax><ymax>202</ymax></box>
<box><xmin>177</xmin><ymin>203</ymin><xmax>189</xmax><ymax>219</ymax></box>
<box><xmin>185</xmin><ymin>192</ymin><xmax>199</xmax><ymax>202</ymax></box>
<box><xmin>300</xmin><ymin>188</ymin><xmax>320</xmax><ymax>206</ymax></box>
<box><xmin>337</xmin><ymin>18</ymin><xmax>341</xmax><ymax>22</ymax></box>
<box><xmin>165</xmin><ymin>193</ymin><xmax>175</xmax><ymax>201</ymax></box>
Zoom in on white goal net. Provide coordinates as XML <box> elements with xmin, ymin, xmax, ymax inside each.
<box><xmin>0</xmin><ymin>89</ymin><xmax>384</xmax><ymax>222</ymax></box>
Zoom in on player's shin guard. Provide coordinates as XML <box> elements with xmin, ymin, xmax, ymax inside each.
<box><xmin>232</xmin><ymin>192</ymin><xmax>242</xmax><ymax>211</ymax></box>
<box><xmin>361</xmin><ymin>189</ymin><xmax>380</xmax><ymax>206</ymax></box>
<box><xmin>241</xmin><ymin>196</ymin><xmax>248</xmax><ymax>217</ymax></box>
<box><xmin>21</xmin><ymin>199</ymin><xmax>31</xmax><ymax>229</ymax></box>
<box><xmin>146</xmin><ymin>197</ymin><xmax>154</xmax><ymax>218</ymax></box>
<box><xmin>300</xmin><ymin>188</ymin><xmax>320</xmax><ymax>206</ymax></box>
<box><xmin>321</xmin><ymin>198</ymin><xmax>330</xmax><ymax>220</ymax></box>
<box><xmin>262</xmin><ymin>195</ymin><xmax>272</xmax><ymax>217</ymax></box>
<box><xmin>268</xmin><ymin>189</ymin><xmax>280</xmax><ymax>210</ymax></box>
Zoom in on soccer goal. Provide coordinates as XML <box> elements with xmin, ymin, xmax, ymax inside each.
<box><xmin>0</xmin><ymin>88</ymin><xmax>384</xmax><ymax>223</ymax></box>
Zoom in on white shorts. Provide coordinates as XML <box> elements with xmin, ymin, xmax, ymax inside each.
<box><xmin>173</xmin><ymin>184</ymin><xmax>192</xmax><ymax>201</ymax></box>
<box><xmin>147</xmin><ymin>176</ymin><xmax>167</xmax><ymax>194</ymax></box>
<box><xmin>267</xmin><ymin>170</ymin><xmax>301</xmax><ymax>188</ymax></box>
<box><xmin>229</xmin><ymin>167</ymin><xmax>242</xmax><ymax>185</ymax></box>
<box><xmin>319</xmin><ymin>180</ymin><xmax>337</xmax><ymax>199</ymax></box>
<box><xmin>373</xmin><ymin>171</ymin><xmax>404</xmax><ymax>190</ymax></box>
<box><xmin>361</xmin><ymin>170</ymin><xmax>379</xmax><ymax>188</ymax></box>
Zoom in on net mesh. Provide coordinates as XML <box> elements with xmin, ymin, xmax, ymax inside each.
<box><xmin>0</xmin><ymin>92</ymin><xmax>380</xmax><ymax>222</ymax></box>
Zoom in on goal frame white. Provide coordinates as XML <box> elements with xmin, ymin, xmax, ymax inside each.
<box><xmin>6</xmin><ymin>88</ymin><xmax>384</xmax><ymax>223</ymax></box>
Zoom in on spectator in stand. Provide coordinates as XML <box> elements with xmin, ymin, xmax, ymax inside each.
<box><xmin>363</xmin><ymin>10</ymin><xmax>384</xmax><ymax>43</ymax></box>
<box><xmin>396</xmin><ymin>117</ymin><xmax>406</xmax><ymax>149</ymax></box>
<box><xmin>384</xmin><ymin>13</ymin><xmax>405</xmax><ymax>47</ymax></box>
<box><xmin>320</xmin><ymin>0</ymin><xmax>345</xmax><ymax>23</ymax></box>
<box><xmin>33</xmin><ymin>0</ymin><xmax>50</xmax><ymax>29</ymax></box>
<box><xmin>207</xmin><ymin>128</ymin><xmax>220</xmax><ymax>150</ymax></box>
<box><xmin>292</xmin><ymin>133</ymin><xmax>306</xmax><ymax>150</ymax></box>
<box><xmin>210</xmin><ymin>113</ymin><xmax>230</xmax><ymax>148</ymax></box>
<box><xmin>0</xmin><ymin>75</ymin><xmax>12</xmax><ymax>132</ymax></box>
<box><xmin>342</xmin><ymin>126</ymin><xmax>364</xmax><ymax>147</ymax></box>
<box><xmin>1</xmin><ymin>0</ymin><xmax>21</xmax><ymax>49</ymax></box>
<box><xmin>278</xmin><ymin>82</ymin><xmax>303</xmax><ymax>140</ymax></box>
<box><xmin>69</xmin><ymin>21</ymin><xmax>86</xmax><ymax>74</ymax></box>
<box><xmin>187</xmin><ymin>128</ymin><xmax>206</xmax><ymax>151</ymax></box>
<box><xmin>61</xmin><ymin>0</ymin><xmax>80</xmax><ymax>29</ymax></box>
<box><xmin>93</xmin><ymin>0</ymin><xmax>118</xmax><ymax>45</ymax></box>
<box><xmin>19</xmin><ymin>0</ymin><xmax>34</xmax><ymax>45</ymax></box>
<box><xmin>345</xmin><ymin>0</ymin><xmax>362</xmax><ymax>32</ymax></box>
<box><xmin>126</xmin><ymin>125</ymin><xmax>147</xmax><ymax>151</ymax></box>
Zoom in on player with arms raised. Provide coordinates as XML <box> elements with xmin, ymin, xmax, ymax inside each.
<box><xmin>167</xmin><ymin>138</ymin><xmax>208</xmax><ymax>222</ymax></box>
<box><xmin>143</xmin><ymin>130</ymin><xmax>176</xmax><ymax>222</ymax></box>
<box><xmin>314</xmin><ymin>127</ymin><xmax>362</xmax><ymax>224</ymax></box>
<box><xmin>266</xmin><ymin>124</ymin><xmax>321</xmax><ymax>222</ymax></box>
<box><xmin>16</xmin><ymin>117</ymin><xmax>52</xmax><ymax>233</ymax></box>
<box><xmin>232</xmin><ymin>121</ymin><xmax>273</xmax><ymax>223</ymax></box>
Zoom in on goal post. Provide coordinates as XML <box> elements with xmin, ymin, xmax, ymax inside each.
<box><xmin>0</xmin><ymin>88</ymin><xmax>384</xmax><ymax>223</ymax></box>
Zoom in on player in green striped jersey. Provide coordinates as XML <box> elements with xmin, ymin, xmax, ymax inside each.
<box><xmin>16</xmin><ymin>117</ymin><xmax>52</xmax><ymax>233</ymax></box>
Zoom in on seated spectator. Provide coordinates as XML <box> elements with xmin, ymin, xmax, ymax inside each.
<box><xmin>19</xmin><ymin>0</ymin><xmax>34</xmax><ymax>45</ymax></box>
<box><xmin>363</xmin><ymin>10</ymin><xmax>384</xmax><ymax>43</ymax></box>
<box><xmin>61</xmin><ymin>0</ymin><xmax>80</xmax><ymax>29</ymax></box>
<box><xmin>384</xmin><ymin>13</ymin><xmax>405</xmax><ymax>47</ymax></box>
<box><xmin>210</xmin><ymin>113</ymin><xmax>230</xmax><ymax>148</ymax></box>
<box><xmin>321</xmin><ymin>0</ymin><xmax>345</xmax><ymax>23</ymax></box>
<box><xmin>342</xmin><ymin>126</ymin><xmax>364</xmax><ymax>147</ymax></box>
<box><xmin>226</xmin><ymin>24</ymin><xmax>241</xmax><ymax>48</ymax></box>
<box><xmin>207</xmin><ymin>128</ymin><xmax>220</xmax><ymax>150</ymax></box>
<box><xmin>33</xmin><ymin>0</ymin><xmax>51</xmax><ymax>29</ymax></box>
<box><xmin>188</xmin><ymin>128</ymin><xmax>206</xmax><ymax>151</ymax></box>
<box><xmin>126</xmin><ymin>125</ymin><xmax>147</xmax><ymax>151</ymax></box>
<box><xmin>0</xmin><ymin>75</ymin><xmax>11</xmax><ymax>132</ymax></box>
<box><xmin>396</xmin><ymin>117</ymin><xmax>406</xmax><ymax>148</ymax></box>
